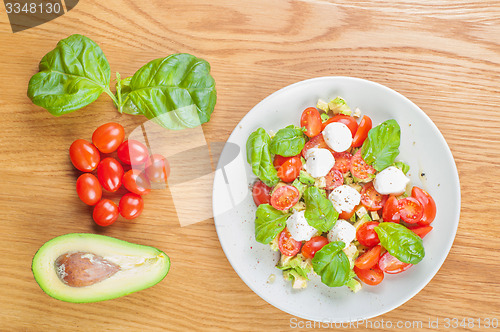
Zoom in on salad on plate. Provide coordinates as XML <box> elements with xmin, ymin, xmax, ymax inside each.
<box><xmin>246</xmin><ymin>96</ymin><xmax>436</xmax><ymax>292</ymax></box>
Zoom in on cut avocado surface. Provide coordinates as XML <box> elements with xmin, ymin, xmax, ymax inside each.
<box><xmin>32</xmin><ymin>233</ymin><xmax>170</xmax><ymax>303</ymax></box>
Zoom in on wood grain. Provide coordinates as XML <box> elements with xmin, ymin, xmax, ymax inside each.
<box><xmin>1</xmin><ymin>0</ymin><xmax>500</xmax><ymax>330</ymax></box>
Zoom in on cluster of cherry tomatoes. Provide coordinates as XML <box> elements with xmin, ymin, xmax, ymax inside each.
<box><xmin>69</xmin><ymin>123</ymin><xmax>170</xmax><ymax>226</ymax></box>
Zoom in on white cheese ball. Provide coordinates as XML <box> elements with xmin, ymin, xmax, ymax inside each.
<box><xmin>304</xmin><ymin>148</ymin><xmax>335</xmax><ymax>178</ymax></box>
<box><xmin>373</xmin><ymin>166</ymin><xmax>410</xmax><ymax>195</ymax></box>
<box><xmin>328</xmin><ymin>185</ymin><xmax>361</xmax><ymax>213</ymax></box>
<box><xmin>327</xmin><ymin>219</ymin><xmax>356</xmax><ymax>245</ymax></box>
<box><xmin>286</xmin><ymin>210</ymin><xmax>317</xmax><ymax>242</ymax></box>
<box><xmin>323</xmin><ymin>122</ymin><xmax>353</xmax><ymax>152</ymax></box>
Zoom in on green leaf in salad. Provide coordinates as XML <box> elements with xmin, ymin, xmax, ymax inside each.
<box><xmin>269</xmin><ymin>126</ymin><xmax>306</xmax><ymax>157</ymax></box>
<box><xmin>246</xmin><ymin>128</ymin><xmax>280</xmax><ymax>187</ymax></box>
<box><xmin>393</xmin><ymin>161</ymin><xmax>410</xmax><ymax>174</ymax></box>
<box><xmin>361</xmin><ymin>119</ymin><xmax>401</xmax><ymax>171</ymax></box>
<box><xmin>374</xmin><ymin>222</ymin><xmax>425</xmax><ymax>264</ymax></box>
<box><xmin>254</xmin><ymin>204</ymin><xmax>290</xmax><ymax>244</ymax></box>
<box><xmin>303</xmin><ymin>186</ymin><xmax>338</xmax><ymax>232</ymax></box>
<box><xmin>312</xmin><ymin>242</ymin><xmax>351</xmax><ymax>287</ymax></box>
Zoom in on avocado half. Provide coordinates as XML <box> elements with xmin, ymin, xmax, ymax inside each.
<box><xmin>32</xmin><ymin>233</ymin><xmax>170</xmax><ymax>303</ymax></box>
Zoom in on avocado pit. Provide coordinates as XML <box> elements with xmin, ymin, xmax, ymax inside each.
<box><xmin>55</xmin><ymin>252</ymin><xmax>120</xmax><ymax>287</ymax></box>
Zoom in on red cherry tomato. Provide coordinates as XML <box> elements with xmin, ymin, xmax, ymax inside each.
<box><xmin>278</xmin><ymin>228</ymin><xmax>302</xmax><ymax>256</ymax></box>
<box><xmin>382</xmin><ymin>195</ymin><xmax>400</xmax><ymax>223</ymax></box>
<box><xmin>409</xmin><ymin>225</ymin><xmax>433</xmax><ymax>238</ymax></box>
<box><xmin>273</xmin><ymin>155</ymin><xmax>289</xmax><ymax>169</ymax></box>
<box><xmin>356</xmin><ymin>221</ymin><xmax>380</xmax><ymax>247</ymax></box>
<box><xmin>145</xmin><ymin>154</ymin><xmax>170</xmax><ymax>183</ymax></box>
<box><xmin>270</xmin><ymin>185</ymin><xmax>300</xmax><ymax>211</ymax></box>
<box><xmin>361</xmin><ymin>182</ymin><xmax>388</xmax><ymax>211</ymax></box>
<box><xmin>352</xmin><ymin>115</ymin><xmax>372</xmax><ymax>148</ymax></box>
<box><xmin>122</xmin><ymin>169</ymin><xmax>151</xmax><ymax>196</ymax></box>
<box><xmin>325</xmin><ymin>168</ymin><xmax>343</xmax><ymax>190</ymax></box>
<box><xmin>332</xmin><ymin>151</ymin><xmax>352</xmax><ymax>174</ymax></box>
<box><xmin>353</xmin><ymin>265</ymin><xmax>384</xmax><ymax>286</ymax></box>
<box><xmin>92</xmin><ymin>122</ymin><xmax>125</xmax><ymax>154</ymax></box>
<box><xmin>339</xmin><ymin>208</ymin><xmax>355</xmax><ymax>220</ymax></box>
<box><xmin>97</xmin><ymin>157</ymin><xmax>124</xmax><ymax>192</ymax></box>
<box><xmin>411</xmin><ymin>187</ymin><xmax>436</xmax><ymax>226</ymax></box>
<box><xmin>252</xmin><ymin>180</ymin><xmax>272</xmax><ymax>206</ymax></box>
<box><xmin>322</xmin><ymin>115</ymin><xmax>358</xmax><ymax>137</ymax></box>
<box><xmin>301</xmin><ymin>134</ymin><xmax>330</xmax><ymax>158</ymax></box>
<box><xmin>119</xmin><ymin>193</ymin><xmax>144</xmax><ymax>220</ymax></box>
<box><xmin>300</xmin><ymin>107</ymin><xmax>322</xmax><ymax>138</ymax></box>
<box><xmin>117</xmin><ymin>140</ymin><xmax>149</xmax><ymax>165</ymax></box>
<box><xmin>398</xmin><ymin>197</ymin><xmax>424</xmax><ymax>224</ymax></box>
<box><xmin>355</xmin><ymin>245</ymin><xmax>382</xmax><ymax>270</ymax></box>
<box><xmin>76</xmin><ymin>173</ymin><xmax>102</xmax><ymax>206</ymax></box>
<box><xmin>378</xmin><ymin>252</ymin><xmax>412</xmax><ymax>274</ymax></box>
<box><xmin>69</xmin><ymin>139</ymin><xmax>100</xmax><ymax>172</ymax></box>
<box><xmin>350</xmin><ymin>150</ymin><xmax>376</xmax><ymax>181</ymax></box>
<box><xmin>93</xmin><ymin>199</ymin><xmax>119</xmax><ymax>226</ymax></box>
<box><xmin>301</xmin><ymin>236</ymin><xmax>329</xmax><ymax>259</ymax></box>
<box><xmin>277</xmin><ymin>156</ymin><xmax>302</xmax><ymax>183</ymax></box>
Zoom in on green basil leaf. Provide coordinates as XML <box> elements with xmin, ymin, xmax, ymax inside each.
<box><xmin>304</xmin><ymin>186</ymin><xmax>338</xmax><ymax>232</ymax></box>
<box><xmin>361</xmin><ymin>119</ymin><xmax>401</xmax><ymax>171</ymax></box>
<box><xmin>246</xmin><ymin>128</ymin><xmax>280</xmax><ymax>187</ymax></box>
<box><xmin>374</xmin><ymin>222</ymin><xmax>425</xmax><ymax>264</ymax></box>
<box><xmin>255</xmin><ymin>204</ymin><xmax>290</xmax><ymax>244</ymax></box>
<box><xmin>118</xmin><ymin>53</ymin><xmax>217</xmax><ymax>130</ymax></box>
<box><xmin>270</xmin><ymin>126</ymin><xmax>306</xmax><ymax>157</ymax></box>
<box><xmin>312</xmin><ymin>242</ymin><xmax>351</xmax><ymax>287</ymax></box>
<box><xmin>27</xmin><ymin>34</ymin><xmax>112</xmax><ymax>115</ymax></box>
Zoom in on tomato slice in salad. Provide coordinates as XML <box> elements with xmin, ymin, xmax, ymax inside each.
<box><xmin>301</xmin><ymin>236</ymin><xmax>329</xmax><ymax>259</ymax></box>
<box><xmin>356</xmin><ymin>221</ymin><xmax>380</xmax><ymax>247</ymax></box>
<box><xmin>300</xmin><ymin>107</ymin><xmax>322</xmax><ymax>138</ymax></box>
<box><xmin>378</xmin><ymin>252</ymin><xmax>412</xmax><ymax>274</ymax></box>
<box><xmin>332</xmin><ymin>151</ymin><xmax>352</xmax><ymax>174</ymax></box>
<box><xmin>324</xmin><ymin>168</ymin><xmax>343</xmax><ymax>190</ymax></box>
<box><xmin>352</xmin><ymin>115</ymin><xmax>372</xmax><ymax>148</ymax></box>
<box><xmin>360</xmin><ymin>182</ymin><xmax>387</xmax><ymax>211</ymax></box>
<box><xmin>350</xmin><ymin>149</ymin><xmax>376</xmax><ymax>181</ymax></box>
<box><xmin>339</xmin><ymin>208</ymin><xmax>355</xmax><ymax>220</ymax></box>
<box><xmin>270</xmin><ymin>185</ymin><xmax>300</xmax><ymax>210</ymax></box>
<box><xmin>252</xmin><ymin>180</ymin><xmax>272</xmax><ymax>206</ymax></box>
<box><xmin>382</xmin><ymin>195</ymin><xmax>400</xmax><ymax>223</ymax></box>
<box><xmin>411</xmin><ymin>186</ymin><xmax>436</xmax><ymax>226</ymax></box>
<box><xmin>278</xmin><ymin>228</ymin><xmax>302</xmax><ymax>256</ymax></box>
<box><xmin>409</xmin><ymin>225</ymin><xmax>433</xmax><ymax>238</ymax></box>
<box><xmin>398</xmin><ymin>197</ymin><xmax>424</xmax><ymax>224</ymax></box>
<box><xmin>277</xmin><ymin>156</ymin><xmax>302</xmax><ymax>183</ymax></box>
<box><xmin>322</xmin><ymin>115</ymin><xmax>358</xmax><ymax>137</ymax></box>
<box><xmin>355</xmin><ymin>245</ymin><xmax>382</xmax><ymax>270</ymax></box>
<box><xmin>301</xmin><ymin>133</ymin><xmax>330</xmax><ymax>158</ymax></box>
<box><xmin>354</xmin><ymin>265</ymin><xmax>384</xmax><ymax>286</ymax></box>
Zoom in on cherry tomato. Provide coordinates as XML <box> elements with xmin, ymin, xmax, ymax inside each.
<box><xmin>356</xmin><ymin>221</ymin><xmax>380</xmax><ymax>247</ymax></box>
<box><xmin>270</xmin><ymin>185</ymin><xmax>300</xmax><ymax>210</ymax></box>
<box><xmin>145</xmin><ymin>154</ymin><xmax>170</xmax><ymax>183</ymax></box>
<box><xmin>92</xmin><ymin>122</ymin><xmax>125</xmax><ymax>154</ymax></box>
<box><xmin>355</xmin><ymin>245</ymin><xmax>382</xmax><ymax>270</ymax></box>
<box><xmin>352</xmin><ymin>115</ymin><xmax>372</xmax><ymax>148</ymax></box>
<box><xmin>325</xmin><ymin>168</ymin><xmax>343</xmax><ymax>190</ymax></box>
<box><xmin>273</xmin><ymin>155</ymin><xmax>289</xmax><ymax>170</ymax></box>
<box><xmin>350</xmin><ymin>150</ymin><xmax>376</xmax><ymax>181</ymax></box>
<box><xmin>93</xmin><ymin>199</ymin><xmax>119</xmax><ymax>226</ymax></box>
<box><xmin>332</xmin><ymin>151</ymin><xmax>352</xmax><ymax>174</ymax></box>
<box><xmin>76</xmin><ymin>173</ymin><xmax>102</xmax><ymax>206</ymax></box>
<box><xmin>322</xmin><ymin>115</ymin><xmax>358</xmax><ymax>137</ymax></box>
<box><xmin>361</xmin><ymin>182</ymin><xmax>387</xmax><ymax>211</ymax></box>
<box><xmin>122</xmin><ymin>169</ymin><xmax>151</xmax><ymax>196</ymax></box>
<box><xmin>339</xmin><ymin>208</ymin><xmax>355</xmax><ymax>220</ymax></box>
<box><xmin>398</xmin><ymin>197</ymin><xmax>424</xmax><ymax>224</ymax></box>
<box><xmin>119</xmin><ymin>193</ymin><xmax>144</xmax><ymax>220</ymax></box>
<box><xmin>97</xmin><ymin>157</ymin><xmax>124</xmax><ymax>192</ymax></box>
<box><xmin>69</xmin><ymin>139</ymin><xmax>100</xmax><ymax>172</ymax></box>
<box><xmin>301</xmin><ymin>134</ymin><xmax>330</xmax><ymax>158</ymax></box>
<box><xmin>252</xmin><ymin>180</ymin><xmax>272</xmax><ymax>206</ymax></box>
<box><xmin>353</xmin><ymin>265</ymin><xmax>384</xmax><ymax>286</ymax></box>
<box><xmin>117</xmin><ymin>140</ymin><xmax>149</xmax><ymax>165</ymax></box>
<box><xmin>382</xmin><ymin>195</ymin><xmax>400</xmax><ymax>223</ymax></box>
<box><xmin>411</xmin><ymin>187</ymin><xmax>436</xmax><ymax>226</ymax></box>
<box><xmin>409</xmin><ymin>225</ymin><xmax>433</xmax><ymax>238</ymax></box>
<box><xmin>300</xmin><ymin>107</ymin><xmax>322</xmax><ymax>138</ymax></box>
<box><xmin>301</xmin><ymin>236</ymin><xmax>329</xmax><ymax>259</ymax></box>
<box><xmin>277</xmin><ymin>156</ymin><xmax>302</xmax><ymax>183</ymax></box>
<box><xmin>278</xmin><ymin>228</ymin><xmax>302</xmax><ymax>256</ymax></box>
<box><xmin>378</xmin><ymin>252</ymin><xmax>412</xmax><ymax>274</ymax></box>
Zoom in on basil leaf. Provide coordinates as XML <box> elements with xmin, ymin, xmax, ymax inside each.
<box><xmin>304</xmin><ymin>186</ymin><xmax>338</xmax><ymax>232</ymax></box>
<box><xmin>255</xmin><ymin>204</ymin><xmax>290</xmax><ymax>244</ymax></box>
<box><xmin>312</xmin><ymin>242</ymin><xmax>351</xmax><ymax>287</ymax></box>
<box><xmin>246</xmin><ymin>128</ymin><xmax>280</xmax><ymax>187</ymax></box>
<box><xmin>374</xmin><ymin>222</ymin><xmax>425</xmax><ymax>264</ymax></box>
<box><xmin>27</xmin><ymin>34</ymin><xmax>112</xmax><ymax>115</ymax></box>
<box><xmin>117</xmin><ymin>53</ymin><xmax>217</xmax><ymax>130</ymax></box>
<box><xmin>270</xmin><ymin>126</ymin><xmax>305</xmax><ymax>157</ymax></box>
<box><xmin>361</xmin><ymin>119</ymin><xmax>401</xmax><ymax>171</ymax></box>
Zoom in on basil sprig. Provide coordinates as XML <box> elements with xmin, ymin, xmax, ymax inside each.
<box><xmin>304</xmin><ymin>186</ymin><xmax>338</xmax><ymax>232</ymax></box>
<box><xmin>361</xmin><ymin>119</ymin><xmax>401</xmax><ymax>171</ymax></box>
<box><xmin>270</xmin><ymin>126</ymin><xmax>305</xmax><ymax>157</ymax></box>
<box><xmin>374</xmin><ymin>222</ymin><xmax>425</xmax><ymax>264</ymax></box>
<box><xmin>254</xmin><ymin>204</ymin><xmax>290</xmax><ymax>244</ymax></box>
<box><xmin>246</xmin><ymin>128</ymin><xmax>280</xmax><ymax>187</ymax></box>
<box><xmin>312</xmin><ymin>242</ymin><xmax>351</xmax><ymax>287</ymax></box>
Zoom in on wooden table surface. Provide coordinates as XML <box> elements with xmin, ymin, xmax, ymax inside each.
<box><xmin>1</xmin><ymin>1</ymin><xmax>499</xmax><ymax>331</ymax></box>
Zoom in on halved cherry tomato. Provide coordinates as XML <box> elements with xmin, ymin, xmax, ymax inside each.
<box><xmin>117</xmin><ymin>140</ymin><xmax>149</xmax><ymax>165</ymax></box>
<box><xmin>332</xmin><ymin>151</ymin><xmax>352</xmax><ymax>174</ymax></box>
<box><xmin>300</xmin><ymin>107</ymin><xmax>322</xmax><ymax>138</ymax></box>
<box><xmin>352</xmin><ymin>115</ymin><xmax>372</xmax><ymax>148</ymax></box>
<box><xmin>379</xmin><ymin>252</ymin><xmax>412</xmax><ymax>274</ymax></box>
<box><xmin>409</xmin><ymin>225</ymin><xmax>433</xmax><ymax>238</ymax></box>
<box><xmin>398</xmin><ymin>197</ymin><xmax>424</xmax><ymax>224</ymax></box>
<box><xmin>273</xmin><ymin>155</ymin><xmax>289</xmax><ymax>169</ymax></box>
<box><xmin>252</xmin><ymin>180</ymin><xmax>272</xmax><ymax>206</ymax></box>
<box><xmin>339</xmin><ymin>208</ymin><xmax>355</xmax><ymax>220</ymax></box>
<box><xmin>277</xmin><ymin>156</ymin><xmax>302</xmax><ymax>183</ymax></box>
<box><xmin>270</xmin><ymin>185</ymin><xmax>300</xmax><ymax>210</ymax></box>
<box><xmin>119</xmin><ymin>193</ymin><xmax>144</xmax><ymax>220</ymax></box>
<box><xmin>278</xmin><ymin>228</ymin><xmax>302</xmax><ymax>256</ymax></box>
<box><xmin>145</xmin><ymin>154</ymin><xmax>170</xmax><ymax>183</ymax></box>
<box><xmin>301</xmin><ymin>134</ymin><xmax>330</xmax><ymax>158</ymax></box>
<box><xmin>97</xmin><ymin>158</ymin><xmax>124</xmax><ymax>192</ymax></box>
<box><xmin>76</xmin><ymin>173</ymin><xmax>102</xmax><ymax>206</ymax></box>
<box><xmin>355</xmin><ymin>245</ymin><xmax>382</xmax><ymax>270</ymax></box>
<box><xmin>93</xmin><ymin>199</ymin><xmax>119</xmax><ymax>227</ymax></box>
<box><xmin>122</xmin><ymin>169</ymin><xmax>151</xmax><ymax>196</ymax></box>
<box><xmin>354</xmin><ymin>265</ymin><xmax>384</xmax><ymax>286</ymax></box>
<box><xmin>325</xmin><ymin>168</ymin><xmax>343</xmax><ymax>190</ymax></box>
<box><xmin>69</xmin><ymin>139</ymin><xmax>100</xmax><ymax>172</ymax></box>
<box><xmin>350</xmin><ymin>150</ymin><xmax>376</xmax><ymax>181</ymax></box>
<box><xmin>411</xmin><ymin>187</ymin><xmax>436</xmax><ymax>226</ymax></box>
<box><xmin>92</xmin><ymin>122</ymin><xmax>125</xmax><ymax>154</ymax></box>
<box><xmin>322</xmin><ymin>115</ymin><xmax>358</xmax><ymax>137</ymax></box>
<box><xmin>382</xmin><ymin>195</ymin><xmax>400</xmax><ymax>223</ymax></box>
<box><xmin>301</xmin><ymin>236</ymin><xmax>329</xmax><ymax>259</ymax></box>
<box><xmin>360</xmin><ymin>182</ymin><xmax>387</xmax><ymax>211</ymax></box>
<box><xmin>356</xmin><ymin>221</ymin><xmax>380</xmax><ymax>247</ymax></box>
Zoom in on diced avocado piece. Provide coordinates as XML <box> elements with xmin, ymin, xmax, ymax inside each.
<box><xmin>354</xmin><ymin>213</ymin><xmax>372</xmax><ymax>230</ymax></box>
<box><xmin>31</xmin><ymin>233</ymin><xmax>170</xmax><ymax>303</ymax></box>
<box><xmin>343</xmin><ymin>243</ymin><xmax>359</xmax><ymax>269</ymax></box>
<box><xmin>314</xmin><ymin>176</ymin><xmax>327</xmax><ymax>189</ymax></box>
<box><xmin>328</xmin><ymin>97</ymin><xmax>351</xmax><ymax>116</ymax></box>
<box><xmin>317</xmin><ymin>99</ymin><xmax>330</xmax><ymax>112</ymax></box>
<box><xmin>300</xmin><ymin>156</ymin><xmax>306</xmax><ymax>165</ymax></box>
<box><xmin>292</xmin><ymin>178</ymin><xmax>307</xmax><ymax>195</ymax></box>
<box><xmin>355</xmin><ymin>206</ymin><xmax>369</xmax><ymax>219</ymax></box>
<box><xmin>283</xmin><ymin>270</ymin><xmax>308</xmax><ymax>289</ymax></box>
<box><xmin>291</xmin><ymin>201</ymin><xmax>306</xmax><ymax>212</ymax></box>
<box><xmin>299</xmin><ymin>170</ymin><xmax>315</xmax><ymax>185</ymax></box>
<box><xmin>346</xmin><ymin>278</ymin><xmax>362</xmax><ymax>293</ymax></box>
<box><xmin>394</xmin><ymin>161</ymin><xmax>410</xmax><ymax>174</ymax></box>
<box><xmin>353</xmin><ymin>107</ymin><xmax>362</xmax><ymax>118</ymax></box>
<box><xmin>320</xmin><ymin>113</ymin><xmax>330</xmax><ymax>122</ymax></box>
<box><xmin>370</xmin><ymin>210</ymin><xmax>380</xmax><ymax>221</ymax></box>
<box><xmin>269</xmin><ymin>235</ymin><xmax>279</xmax><ymax>252</ymax></box>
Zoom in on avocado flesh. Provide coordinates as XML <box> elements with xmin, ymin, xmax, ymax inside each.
<box><xmin>32</xmin><ymin>233</ymin><xmax>170</xmax><ymax>303</ymax></box>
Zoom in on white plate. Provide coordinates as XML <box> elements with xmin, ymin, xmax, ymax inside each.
<box><xmin>212</xmin><ymin>77</ymin><xmax>460</xmax><ymax>322</ymax></box>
